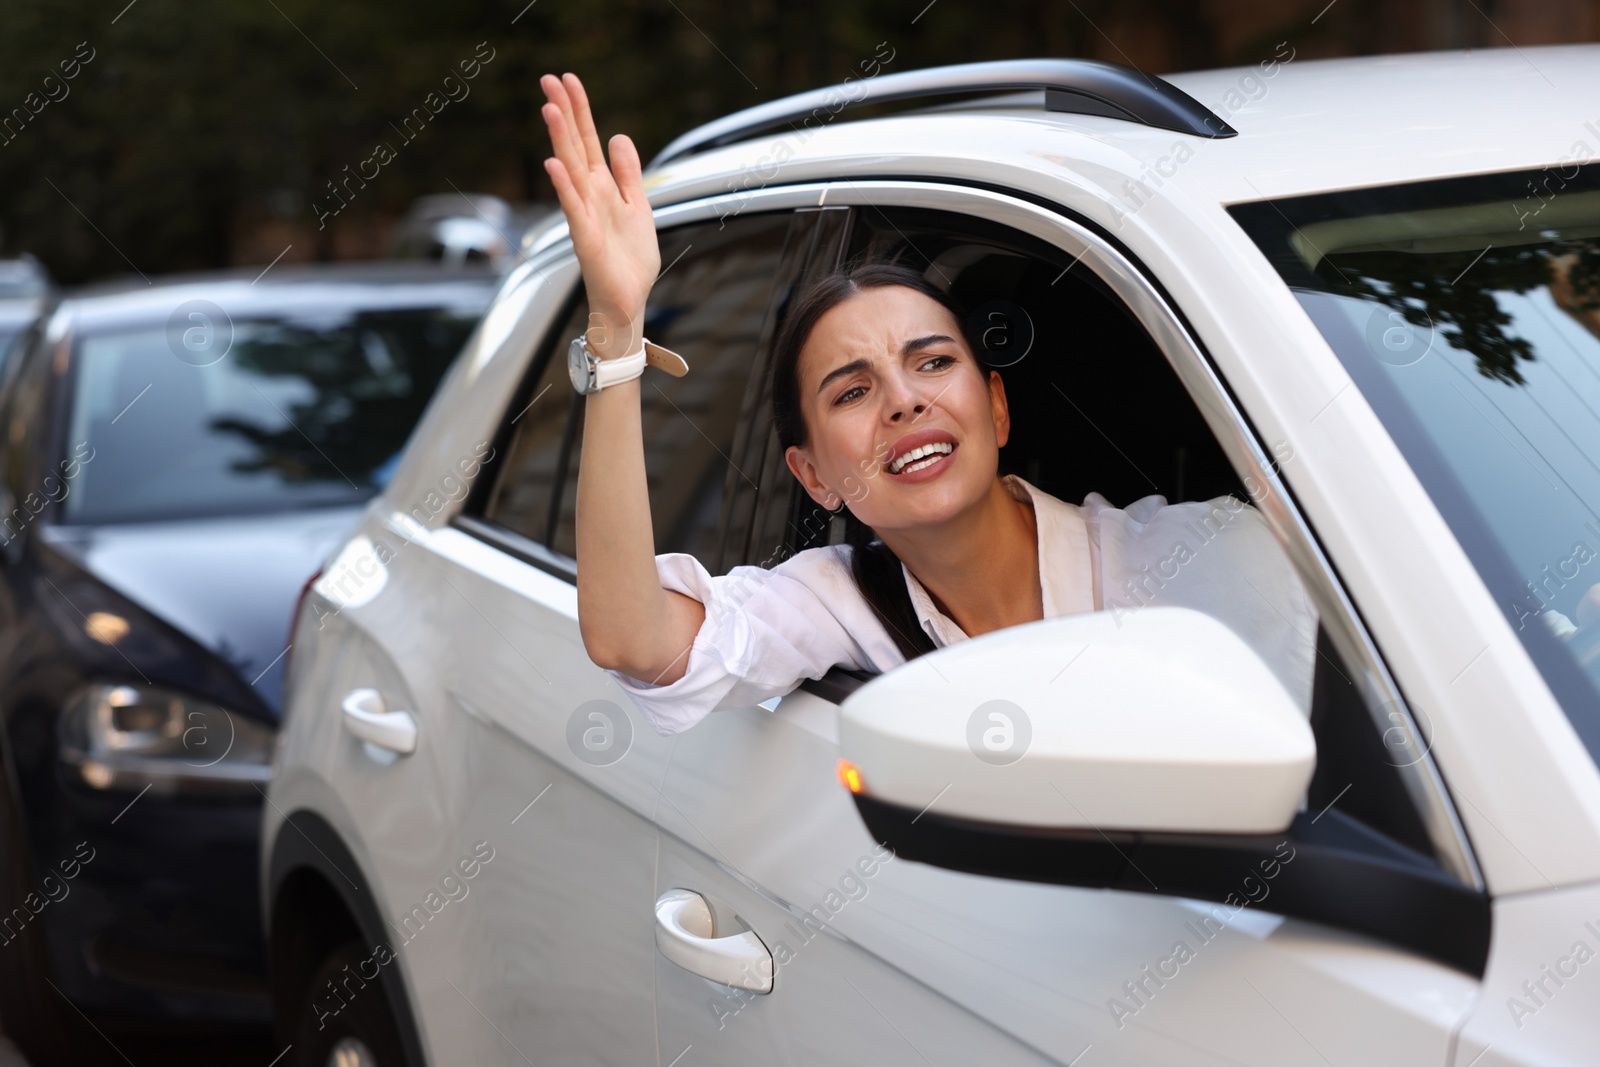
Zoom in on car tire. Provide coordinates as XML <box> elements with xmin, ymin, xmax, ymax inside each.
<box><xmin>294</xmin><ymin>940</ymin><xmax>408</xmax><ymax>1067</ymax></box>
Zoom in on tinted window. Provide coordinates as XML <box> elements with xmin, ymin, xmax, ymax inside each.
<box><xmin>1232</xmin><ymin>163</ymin><xmax>1600</xmax><ymax>768</ymax></box>
<box><xmin>480</xmin><ymin>212</ymin><xmax>794</xmax><ymax>570</ymax></box>
<box><xmin>63</xmin><ymin>297</ymin><xmax>488</xmax><ymax>524</ymax></box>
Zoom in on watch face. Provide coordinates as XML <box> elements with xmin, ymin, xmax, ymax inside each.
<box><xmin>567</xmin><ymin>336</ymin><xmax>592</xmax><ymax>394</ymax></box>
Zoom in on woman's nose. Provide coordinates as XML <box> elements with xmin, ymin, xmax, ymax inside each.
<box><xmin>885</xmin><ymin>376</ymin><xmax>927</xmax><ymax>421</ymax></box>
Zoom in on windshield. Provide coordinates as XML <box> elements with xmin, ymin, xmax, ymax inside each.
<box><xmin>1232</xmin><ymin>162</ymin><xmax>1600</xmax><ymax>766</ymax></box>
<box><xmin>64</xmin><ymin>297</ymin><xmax>487</xmax><ymax>524</ymax></box>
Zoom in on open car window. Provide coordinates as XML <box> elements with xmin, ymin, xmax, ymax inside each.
<box><xmin>758</xmin><ymin>200</ymin><xmax>1448</xmax><ymax>872</ymax></box>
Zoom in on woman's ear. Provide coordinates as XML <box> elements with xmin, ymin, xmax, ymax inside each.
<box><xmin>987</xmin><ymin>369</ymin><xmax>1012</xmax><ymax>450</ymax></box>
<box><xmin>785</xmin><ymin>444</ymin><xmax>843</xmax><ymax>509</ymax></box>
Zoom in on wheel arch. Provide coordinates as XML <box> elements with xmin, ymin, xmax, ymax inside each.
<box><xmin>267</xmin><ymin>809</ymin><xmax>428</xmax><ymax>1067</ymax></box>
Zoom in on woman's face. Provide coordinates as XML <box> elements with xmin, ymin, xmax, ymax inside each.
<box><xmin>784</xmin><ymin>284</ymin><xmax>1011</xmax><ymax>537</ymax></box>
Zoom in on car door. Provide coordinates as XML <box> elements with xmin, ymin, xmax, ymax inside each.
<box><xmin>649</xmin><ymin>184</ymin><xmax>1484</xmax><ymax>1067</ymax></box>
<box><xmin>392</xmin><ymin>207</ymin><xmax>814</xmax><ymax>1065</ymax></box>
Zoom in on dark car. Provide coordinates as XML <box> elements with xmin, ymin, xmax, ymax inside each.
<box><xmin>0</xmin><ymin>263</ymin><xmax>497</xmax><ymax>1061</ymax></box>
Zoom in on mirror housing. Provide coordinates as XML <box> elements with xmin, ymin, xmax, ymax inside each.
<box><xmin>836</xmin><ymin>607</ymin><xmax>1492</xmax><ymax>976</ymax></box>
<box><xmin>839</xmin><ymin>606</ymin><xmax>1314</xmax><ymax>835</ymax></box>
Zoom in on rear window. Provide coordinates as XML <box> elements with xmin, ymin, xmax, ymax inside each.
<box><xmin>63</xmin><ymin>292</ymin><xmax>490</xmax><ymax>524</ymax></box>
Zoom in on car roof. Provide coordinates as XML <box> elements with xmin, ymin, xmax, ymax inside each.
<box><xmin>638</xmin><ymin>45</ymin><xmax>1600</xmax><ymax>211</ymax></box>
<box><xmin>55</xmin><ymin>261</ymin><xmax>499</xmax><ymax>333</ymax></box>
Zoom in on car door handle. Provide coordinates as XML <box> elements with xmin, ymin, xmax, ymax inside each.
<box><xmin>654</xmin><ymin>889</ymin><xmax>773</xmax><ymax>993</ymax></box>
<box><xmin>340</xmin><ymin>688</ymin><xmax>417</xmax><ymax>754</ymax></box>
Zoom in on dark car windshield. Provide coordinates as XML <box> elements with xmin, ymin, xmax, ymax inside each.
<box><xmin>1232</xmin><ymin>162</ymin><xmax>1600</xmax><ymax>768</ymax></box>
<box><xmin>63</xmin><ymin>287</ymin><xmax>491</xmax><ymax>524</ymax></box>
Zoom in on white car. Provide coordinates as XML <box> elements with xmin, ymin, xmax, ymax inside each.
<box><xmin>264</xmin><ymin>47</ymin><xmax>1600</xmax><ymax>1067</ymax></box>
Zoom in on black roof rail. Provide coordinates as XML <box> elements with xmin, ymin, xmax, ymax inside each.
<box><xmin>647</xmin><ymin>58</ymin><xmax>1236</xmax><ymax>169</ymax></box>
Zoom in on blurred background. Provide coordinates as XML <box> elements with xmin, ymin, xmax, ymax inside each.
<box><xmin>4</xmin><ymin>0</ymin><xmax>1600</xmax><ymax>285</ymax></box>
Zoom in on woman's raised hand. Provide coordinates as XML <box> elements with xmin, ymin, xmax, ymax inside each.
<box><xmin>539</xmin><ymin>72</ymin><xmax>660</xmax><ymax>355</ymax></box>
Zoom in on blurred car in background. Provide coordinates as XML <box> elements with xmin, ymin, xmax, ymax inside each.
<box><xmin>0</xmin><ymin>262</ymin><xmax>496</xmax><ymax>1063</ymax></box>
<box><xmin>0</xmin><ymin>255</ymin><xmax>52</xmax><ymax>371</ymax></box>
<box><xmin>389</xmin><ymin>192</ymin><xmax>552</xmax><ymax>270</ymax></box>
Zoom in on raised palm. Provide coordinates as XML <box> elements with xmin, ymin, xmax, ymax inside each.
<box><xmin>540</xmin><ymin>72</ymin><xmax>660</xmax><ymax>352</ymax></box>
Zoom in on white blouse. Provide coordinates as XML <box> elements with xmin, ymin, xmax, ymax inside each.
<box><xmin>605</xmin><ymin>474</ymin><xmax>1319</xmax><ymax>736</ymax></box>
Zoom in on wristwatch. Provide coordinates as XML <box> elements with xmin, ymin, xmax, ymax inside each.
<box><xmin>567</xmin><ymin>334</ymin><xmax>691</xmax><ymax>395</ymax></box>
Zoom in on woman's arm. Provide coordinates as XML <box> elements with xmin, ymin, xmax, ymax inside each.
<box><xmin>539</xmin><ymin>72</ymin><xmax>705</xmax><ymax>684</ymax></box>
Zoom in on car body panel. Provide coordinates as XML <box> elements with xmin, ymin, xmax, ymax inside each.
<box><xmin>1455</xmin><ymin>882</ymin><xmax>1600</xmax><ymax>1066</ymax></box>
<box><xmin>656</xmin><ymin>677</ymin><xmax>1477</xmax><ymax>1066</ymax></box>
<box><xmin>40</xmin><ymin>506</ymin><xmax>363</xmax><ymax>712</ymax></box>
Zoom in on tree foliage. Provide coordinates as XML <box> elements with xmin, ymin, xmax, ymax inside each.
<box><xmin>0</xmin><ymin>0</ymin><xmax>1417</xmax><ymax>282</ymax></box>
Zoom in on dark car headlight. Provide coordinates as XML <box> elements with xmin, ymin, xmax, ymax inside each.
<box><xmin>57</xmin><ymin>683</ymin><xmax>274</xmax><ymax>795</ymax></box>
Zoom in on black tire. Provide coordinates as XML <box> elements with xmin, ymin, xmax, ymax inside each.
<box><xmin>293</xmin><ymin>940</ymin><xmax>407</xmax><ymax>1067</ymax></box>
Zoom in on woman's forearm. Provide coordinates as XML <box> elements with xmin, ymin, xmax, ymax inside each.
<box><xmin>574</xmin><ymin>357</ymin><xmax>706</xmax><ymax>684</ymax></box>
<box><xmin>537</xmin><ymin>71</ymin><xmax>704</xmax><ymax>684</ymax></box>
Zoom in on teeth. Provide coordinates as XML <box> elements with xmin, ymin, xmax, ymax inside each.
<box><xmin>890</xmin><ymin>441</ymin><xmax>953</xmax><ymax>474</ymax></box>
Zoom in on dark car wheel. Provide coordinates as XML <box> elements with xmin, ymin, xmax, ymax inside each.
<box><xmin>294</xmin><ymin>940</ymin><xmax>407</xmax><ymax>1067</ymax></box>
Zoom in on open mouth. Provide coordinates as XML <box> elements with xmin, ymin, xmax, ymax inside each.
<box><xmin>888</xmin><ymin>440</ymin><xmax>957</xmax><ymax>476</ymax></box>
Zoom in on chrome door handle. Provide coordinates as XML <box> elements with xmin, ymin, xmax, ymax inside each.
<box><xmin>340</xmin><ymin>688</ymin><xmax>417</xmax><ymax>754</ymax></box>
<box><xmin>654</xmin><ymin>889</ymin><xmax>773</xmax><ymax>993</ymax></box>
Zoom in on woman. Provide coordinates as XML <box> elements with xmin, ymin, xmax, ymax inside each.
<box><xmin>539</xmin><ymin>72</ymin><xmax>1318</xmax><ymax>736</ymax></box>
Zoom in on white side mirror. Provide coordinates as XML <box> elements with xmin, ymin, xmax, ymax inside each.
<box><xmin>839</xmin><ymin>606</ymin><xmax>1314</xmax><ymax>835</ymax></box>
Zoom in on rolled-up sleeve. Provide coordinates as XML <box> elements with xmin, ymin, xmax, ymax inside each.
<box><xmin>603</xmin><ymin>548</ymin><xmax>885</xmax><ymax>736</ymax></box>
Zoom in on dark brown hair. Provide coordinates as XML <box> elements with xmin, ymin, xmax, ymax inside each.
<box><xmin>770</xmin><ymin>261</ymin><xmax>990</xmax><ymax>662</ymax></box>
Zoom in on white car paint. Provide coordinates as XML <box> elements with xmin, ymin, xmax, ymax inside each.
<box><xmin>265</xmin><ymin>45</ymin><xmax>1600</xmax><ymax>1067</ymax></box>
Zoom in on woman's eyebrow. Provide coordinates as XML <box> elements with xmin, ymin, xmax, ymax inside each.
<box><xmin>816</xmin><ymin>357</ymin><xmax>871</xmax><ymax>395</ymax></box>
<box><xmin>815</xmin><ymin>335</ymin><xmax>957</xmax><ymax>395</ymax></box>
<box><xmin>902</xmin><ymin>333</ymin><xmax>954</xmax><ymax>355</ymax></box>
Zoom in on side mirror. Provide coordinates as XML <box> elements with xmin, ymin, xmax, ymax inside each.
<box><xmin>840</xmin><ymin>606</ymin><xmax>1314</xmax><ymax>836</ymax></box>
<box><xmin>838</xmin><ymin>606</ymin><xmax>1490</xmax><ymax>976</ymax></box>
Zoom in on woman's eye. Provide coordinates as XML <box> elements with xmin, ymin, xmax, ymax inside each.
<box><xmin>834</xmin><ymin>386</ymin><xmax>866</xmax><ymax>406</ymax></box>
<box><xmin>919</xmin><ymin>355</ymin><xmax>956</xmax><ymax>372</ymax></box>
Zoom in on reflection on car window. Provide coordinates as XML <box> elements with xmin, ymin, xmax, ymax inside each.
<box><xmin>1232</xmin><ymin>165</ymin><xmax>1600</xmax><ymax>766</ymax></box>
<box><xmin>64</xmin><ymin>303</ymin><xmax>484</xmax><ymax>524</ymax></box>
<box><xmin>482</xmin><ymin>212</ymin><xmax>792</xmax><ymax>569</ymax></box>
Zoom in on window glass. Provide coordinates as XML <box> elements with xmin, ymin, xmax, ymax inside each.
<box><xmin>475</xmin><ymin>301</ymin><xmax>582</xmax><ymax>548</ymax></box>
<box><xmin>1231</xmin><ymin>163</ymin><xmax>1600</xmax><ymax>770</ymax></box>
<box><xmin>62</xmin><ymin>293</ymin><xmax>489</xmax><ymax>524</ymax></box>
<box><xmin>480</xmin><ymin>212</ymin><xmax>794</xmax><ymax>571</ymax></box>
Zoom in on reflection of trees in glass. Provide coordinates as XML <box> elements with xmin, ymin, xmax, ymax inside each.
<box><xmin>208</xmin><ymin>308</ymin><xmax>476</xmax><ymax>485</ymax></box>
<box><xmin>1325</xmin><ymin>239</ymin><xmax>1600</xmax><ymax>386</ymax></box>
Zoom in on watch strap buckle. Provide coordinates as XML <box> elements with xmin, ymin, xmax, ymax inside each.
<box><xmin>643</xmin><ymin>340</ymin><xmax>689</xmax><ymax>378</ymax></box>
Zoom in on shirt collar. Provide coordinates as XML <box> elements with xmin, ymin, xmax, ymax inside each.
<box><xmin>900</xmin><ymin>474</ymin><xmax>1095</xmax><ymax>648</ymax></box>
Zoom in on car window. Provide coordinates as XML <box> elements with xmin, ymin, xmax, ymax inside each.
<box><xmin>1231</xmin><ymin>163</ymin><xmax>1600</xmax><ymax>772</ymax></box>
<box><xmin>61</xmin><ymin>294</ymin><xmax>488</xmax><ymax>525</ymax></box>
<box><xmin>476</xmin><ymin>211</ymin><xmax>796</xmax><ymax>573</ymax></box>
<box><xmin>765</xmin><ymin>201</ymin><xmax>1445</xmax><ymax>866</ymax></box>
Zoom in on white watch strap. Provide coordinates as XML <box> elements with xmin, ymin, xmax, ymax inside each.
<box><xmin>593</xmin><ymin>344</ymin><xmax>647</xmax><ymax>389</ymax></box>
